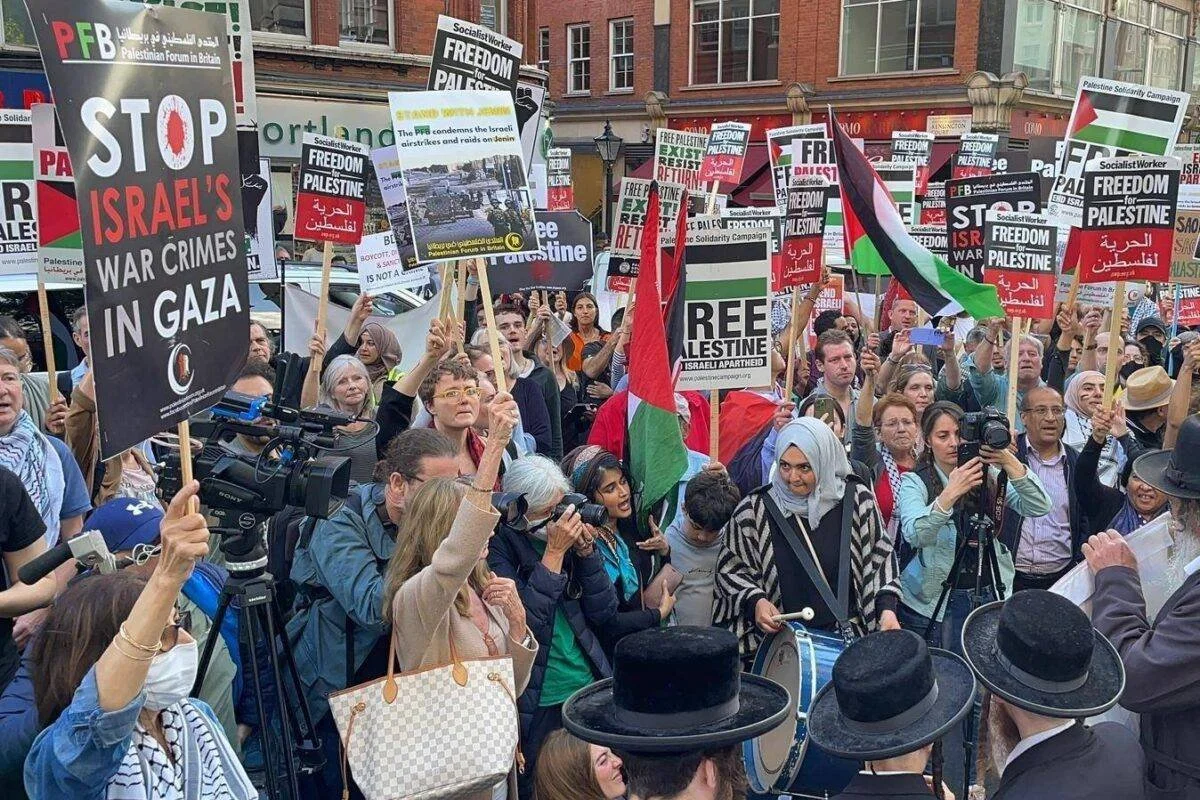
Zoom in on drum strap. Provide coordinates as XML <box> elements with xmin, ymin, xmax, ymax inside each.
<box><xmin>762</xmin><ymin>492</ymin><xmax>853</xmax><ymax>632</ymax></box>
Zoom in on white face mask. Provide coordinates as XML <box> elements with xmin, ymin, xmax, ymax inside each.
<box><xmin>143</xmin><ymin>640</ymin><xmax>198</xmax><ymax>712</ymax></box>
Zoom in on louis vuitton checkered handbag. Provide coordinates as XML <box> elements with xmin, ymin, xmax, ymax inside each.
<box><xmin>328</xmin><ymin>632</ymin><xmax>522</xmax><ymax>799</ymax></box>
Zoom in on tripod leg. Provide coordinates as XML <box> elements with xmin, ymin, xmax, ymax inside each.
<box><xmin>265</xmin><ymin>587</ymin><xmax>321</xmax><ymax>750</ymax></box>
<box><xmin>192</xmin><ymin>587</ymin><xmax>234</xmax><ymax>698</ymax></box>
<box><xmin>244</xmin><ymin>605</ymin><xmax>283</xmax><ymax>800</ymax></box>
<box><xmin>924</xmin><ymin>534</ymin><xmax>974</xmax><ymax>643</ymax></box>
<box><xmin>256</xmin><ymin>603</ymin><xmax>302</xmax><ymax>800</ymax></box>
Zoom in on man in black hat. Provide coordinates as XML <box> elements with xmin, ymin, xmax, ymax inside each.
<box><xmin>807</xmin><ymin>629</ymin><xmax>976</xmax><ymax>799</ymax></box>
<box><xmin>1086</xmin><ymin>415</ymin><xmax>1200</xmax><ymax>800</ymax></box>
<box><xmin>562</xmin><ymin>626</ymin><xmax>790</xmax><ymax>800</ymax></box>
<box><xmin>960</xmin><ymin>590</ymin><xmax>1143</xmax><ymax>799</ymax></box>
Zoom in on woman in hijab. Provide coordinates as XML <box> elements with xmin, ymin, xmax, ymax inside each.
<box><xmin>712</xmin><ymin>417</ymin><xmax>901</xmax><ymax>664</ymax></box>
<box><xmin>1063</xmin><ymin>370</ymin><xmax>1146</xmax><ymax>487</ymax></box>
<box><xmin>314</xmin><ymin>295</ymin><xmax>404</xmax><ymax>405</ymax></box>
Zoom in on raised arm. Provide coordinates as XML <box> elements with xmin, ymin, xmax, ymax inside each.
<box><xmin>1164</xmin><ymin>339</ymin><xmax>1200</xmax><ymax>449</ymax></box>
<box><xmin>1078</xmin><ymin>306</ymin><xmax>1103</xmax><ymax>374</ymax></box>
<box><xmin>397</xmin><ymin>318</ymin><xmax>453</xmax><ymax>398</ymax></box>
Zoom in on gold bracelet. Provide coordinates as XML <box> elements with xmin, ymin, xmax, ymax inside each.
<box><xmin>112</xmin><ymin>637</ymin><xmax>156</xmax><ymax>662</ymax></box>
<box><xmin>468</xmin><ymin>483</ymin><xmax>491</xmax><ymax>494</ymax></box>
<box><xmin>118</xmin><ymin>623</ymin><xmax>162</xmax><ymax>655</ymax></box>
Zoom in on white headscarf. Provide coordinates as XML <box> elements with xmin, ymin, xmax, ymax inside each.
<box><xmin>769</xmin><ymin>417</ymin><xmax>850</xmax><ymax>530</ymax></box>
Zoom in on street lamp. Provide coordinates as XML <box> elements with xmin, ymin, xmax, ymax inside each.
<box><xmin>594</xmin><ymin>120</ymin><xmax>624</xmax><ymax>237</ymax></box>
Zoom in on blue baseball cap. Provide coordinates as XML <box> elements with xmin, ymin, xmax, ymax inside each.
<box><xmin>85</xmin><ymin>498</ymin><xmax>164</xmax><ymax>553</ymax></box>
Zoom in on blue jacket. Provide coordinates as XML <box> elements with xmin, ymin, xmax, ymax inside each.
<box><xmin>286</xmin><ymin>483</ymin><xmax>394</xmax><ymax>723</ymax></box>
<box><xmin>23</xmin><ymin>668</ymin><xmax>225</xmax><ymax>800</ymax></box>
<box><xmin>487</xmin><ymin>524</ymin><xmax>617</xmax><ymax>734</ymax></box>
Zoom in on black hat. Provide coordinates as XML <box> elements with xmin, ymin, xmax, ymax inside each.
<box><xmin>1136</xmin><ymin>316</ymin><xmax>1168</xmax><ymax>336</ymax></box>
<box><xmin>807</xmin><ymin>630</ymin><xmax>976</xmax><ymax>760</ymax></box>
<box><xmin>962</xmin><ymin>590</ymin><xmax>1124</xmax><ymax>718</ymax></box>
<box><xmin>1131</xmin><ymin>416</ymin><xmax>1200</xmax><ymax>500</ymax></box>
<box><xmin>561</xmin><ymin>627</ymin><xmax>791</xmax><ymax>754</ymax></box>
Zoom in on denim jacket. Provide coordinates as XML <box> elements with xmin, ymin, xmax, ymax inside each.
<box><xmin>23</xmin><ymin>668</ymin><xmax>222</xmax><ymax>799</ymax></box>
<box><xmin>896</xmin><ymin>464</ymin><xmax>1052</xmax><ymax>621</ymax></box>
<box><xmin>286</xmin><ymin>482</ymin><xmax>394</xmax><ymax>724</ymax></box>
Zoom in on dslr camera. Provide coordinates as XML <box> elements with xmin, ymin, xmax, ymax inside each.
<box><xmin>958</xmin><ymin>407</ymin><xmax>1012</xmax><ymax>465</ymax></box>
<box><xmin>556</xmin><ymin>492</ymin><xmax>609</xmax><ymax>527</ymax></box>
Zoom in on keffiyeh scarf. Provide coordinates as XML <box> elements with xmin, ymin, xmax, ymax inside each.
<box><xmin>107</xmin><ymin>700</ymin><xmax>256</xmax><ymax>800</ymax></box>
<box><xmin>0</xmin><ymin>409</ymin><xmax>64</xmax><ymax>543</ymax></box>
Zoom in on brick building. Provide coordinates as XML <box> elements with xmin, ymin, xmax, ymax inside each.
<box><xmin>538</xmin><ymin>0</ymin><xmax>1200</xmax><ymax>227</ymax></box>
<box><xmin>0</xmin><ymin>0</ymin><xmax>546</xmax><ymax>240</ymax></box>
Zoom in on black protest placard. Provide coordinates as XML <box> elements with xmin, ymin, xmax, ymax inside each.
<box><xmin>952</xmin><ymin>132</ymin><xmax>998</xmax><ymax>180</ymax></box>
<box><xmin>777</xmin><ymin>176</ymin><xmax>827</xmax><ymax>289</ymax></box>
<box><xmin>294</xmin><ymin>133</ymin><xmax>368</xmax><ymax>244</ymax></box>
<box><xmin>487</xmin><ymin>210</ymin><xmax>593</xmax><ymax>294</ymax></box>
<box><xmin>28</xmin><ymin>0</ymin><xmax>247</xmax><ymax>458</ymax></box>
<box><xmin>946</xmin><ymin>172</ymin><xmax>1040</xmax><ymax>281</ymax></box>
<box><xmin>920</xmin><ymin>181</ymin><xmax>946</xmax><ymax>225</ymax></box>
<box><xmin>909</xmin><ymin>224</ymin><xmax>948</xmax><ymax>260</ymax></box>
<box><xmin>427</xmin><ymin>14</ymin><xmax>521</xmax><ymax>96</ymax></box>
<box><xmin>891</xmin><ymin>131</ymin><xmax>933</xmax><ymax>195</ymax></box>
<box><xmin>983</xmin><ymin>211</ymin><xmax>1058</xmax><ymax>319</ymax></box>
<box><xmin>1077</xmin><ymin>156</ymin><xmax>1179</xmax><ymax>284</ymax></box>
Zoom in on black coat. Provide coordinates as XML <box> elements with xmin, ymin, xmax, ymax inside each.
<box><xmin>993</xmin><ymin>722</ymin><xmax>1145</xmax><ymax>800</ymax></box>
<box><xmin>1000</xmin><ymin>436</ymin><xmax>1088</xmax><ymax>565</ymax></box>
<box><xmin>487</xmin><ymin>524</ymin><xmax>617</xmax><ymax>736</ymax></box>
<box><xmin>833</xmin><ymin>773</ymin><xmax>934</xmax><ymax>799</ymax></box>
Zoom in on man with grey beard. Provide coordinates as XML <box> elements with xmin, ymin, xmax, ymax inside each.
<box><xmin>1086</xmin><ymin>415</ymin><xmax>1200</xmax><ymax>800</ymax></box>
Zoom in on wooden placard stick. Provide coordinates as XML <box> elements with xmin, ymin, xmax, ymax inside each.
<box><xmin>706</xmin><ymin>181</ymin><xmax>720</xmax><ymax>216</ymax></box>
<box><xmin>1005</xmin><ymin>317</ymin><xmax>1026</xmax><ymax>423</ymax></box>
<box><xmin>177</xmin><ymin>419</ymin><xmax>196</xmax><ymax>512</ymax></box>
<box><xmin>709</xmin><ymin>389</ymin><xmax>720</xmax><ymax>465</ymax></box>
<box><xmin>783</xmin><ymin>283</ymin><xmax>802</xmax><ymax>402</ymax></box>
<box><xmin>475</xmin><ymin>259</ymin><xmax>509</xmax><ymax>395</ymax></box>
<box><xmin>36</xmin><ymin>279</ymin><xmax>57</xmax><ymax>405</ymax></box>
<box><xmin>307</xmin><ymin>240</ymin><xmax>335</xmax><ymax>378</ymax></box>
<box><xmin>1102</xmin><ymin>280</ymin><xmax>1126</xmax><ymax>406</ymax></box>
<box><xmin>1064</xmin><ymin>269</ymin><xmax>1082</xmax><ymax>312</ymax></box>
<box><xmin>454</xmin><ymin>262</ymin><xmax>468</xmax><ymax>354</ymax></box>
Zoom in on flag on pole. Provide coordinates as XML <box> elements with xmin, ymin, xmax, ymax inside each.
<box><xmin>627</xmin><ymin>182</ymin><xmax>689</xmax><ymax>515</ymax></box>
<box><xmin>665</xmin><ymin>190</ymin><xmax>690</xmax><ymax>377</ymax></box>
<box><xmin>832</xmin><ymin>112</ymin><xmax>1004</xmax><ymax>319</ymax></box>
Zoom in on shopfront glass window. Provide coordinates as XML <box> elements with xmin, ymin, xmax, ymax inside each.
<box><xmin>1059</xmin><ymin>2</ymin><xmax>1101</xmax><ymax>92</ymax></box>
<box><xmin>340</xmin><ymin>0</ymin><xmax>390</xmax><ymax>46</ymax></box>
<box><xmin>1148</xmin><ymin>5</ymin><xmax>1187</xmax><ymax>90</ymax></box>
<box><xmin>1013</xmin><ymin>0</ymin><xmax>1056</xmax><ymax>92</ymax></box>
<box><xmin>839</xmin><ymin>0</ymin><xmax>956</xmax><ymax>75</ymax></box>
<box><xmin>689</xmin><ymin>0</ymin><xmax>779</xmax><ymax>84</ymax></box>
<box><xmin>250</xmin><ymin>0</ymin><xmax>308</xmax><ymax>38</ymax></box>
<box><xmin>1111</xmin><ymin>20</ymin><xmax>1148</xmax><ymax>84</ymax></box>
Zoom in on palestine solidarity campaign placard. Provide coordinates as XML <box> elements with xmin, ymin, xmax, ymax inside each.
<box><xmin>27</xmin><ymin>0</ymin><xmax>248</xmax><ymax>458</ymax></box>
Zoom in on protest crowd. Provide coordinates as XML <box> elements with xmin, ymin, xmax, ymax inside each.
<box><xmin>0</xmin><ymin>4</ymin><xmax>1199</xmax><ymax>800</ymax></box>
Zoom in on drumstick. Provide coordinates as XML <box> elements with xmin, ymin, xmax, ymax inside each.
<box><xmin>771</xmin><ymin>608</ymin><xmax>815</xmax><ymax>623</ymax></box>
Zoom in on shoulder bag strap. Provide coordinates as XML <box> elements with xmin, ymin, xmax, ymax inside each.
<box><xmin>760</xmin><ymin>493</ymin><xmax>852</xmax><ymax>626</ymax></box>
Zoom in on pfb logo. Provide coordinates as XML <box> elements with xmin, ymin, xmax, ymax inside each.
<box><xmin>50</xmin><ymin>21</ymin><xmax>119</xmax><ymax>62</ymax></box>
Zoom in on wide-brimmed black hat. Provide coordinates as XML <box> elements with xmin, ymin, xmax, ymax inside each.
<box><xmin>562</xmin><ymin>626</ymin><xmax>791</xmax><ymax>754</ymax></box>
<box><xmin>962</xmin><ymin>590</ymin><xmax>1124</xmax><ymax>718</ymax></box>
<box><xmin>1132</xmin><ymin>416</ymin><xmax>1200</xmax><ymax>500</ymax></box>
<box><xmin>808</xmin><ymin>630</ymin><xmax>976</xmax><ymax>760</ymax></box>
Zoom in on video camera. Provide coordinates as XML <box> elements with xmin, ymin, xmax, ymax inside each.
<box><xmin>160</xmin><ymin>353</ymin><xmax>351</xmax><ymax>521</ymax></box>
<box><xmin>958</xmin><ymin>407</ymin><xmax>1012</xmax><ymax>465</ymax></box>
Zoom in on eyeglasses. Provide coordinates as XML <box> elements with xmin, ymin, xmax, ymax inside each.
<box><xmin>432</xmin><ymin>386</ymin><xmax>481</xmax><ymax>401</ymax></box>
<box><xmin>161</xmin><ymin>610</ymin><xmax>192</xmax><ymax>650</ymax></box>
<box><xmin>1021</xmin><ymin>406</ymin><xmax>1065</xmax><ymax>419</ymax></box>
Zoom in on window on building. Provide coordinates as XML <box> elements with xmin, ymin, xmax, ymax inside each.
<box><xmin>250</xmin><ymin>0</ymin><xmax>309</xmax><ymax>38</ymax></box>
<box><xmin>1012</xmin><ymin>0</ymin><xmax>1103</xmax><ymax>96</ymax></box>
<box><xmin>340</xmin><ymin>0</ymin><xmax>391</xmax><ymax>46</ymax></box>
<box><xmin>538</xmin><ymin>28</ymin><xmax>551</xmax><ymax>72</ymax></box>
<box><xmin>1110</xmin><ymin>1</ymin><xmax>1186</xmax><ymax>89</ymax></box>
<box><xmin>568</xmin><ymin>24</ymin><xmax>591</xmax><ymax>94</ymax></box>
<box><xmin>480</xmin><ymin>0</ymin><xmax>506</xmax><ymax>35</ymax></box>
<box><xmin>840</xmin><ymin>0</ymin><xmax>956</xmax><ymax>75</ymax></box>
<box><xmin>690</xmin><ymin>0</ymin><xmax>780</xmax><ymax>85</ymax></box>
<box><xmin>1149</xmin><ymin>5</ymin><xmax>1186</xmax><ymax>90</ymax></box>
<box><xmin>0</xmin><ymin>0</ymin><xmax>34</xmax><ymax>47</ymax></box>
<box><xmin>610</xmin><ymin>18</ymin><xmax>634</xmax><ymax>91</ymax></box>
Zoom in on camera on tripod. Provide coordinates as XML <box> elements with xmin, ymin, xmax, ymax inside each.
<box><xmin>958</xmin><ymin>407</ymin><xmax>1012</xmax><ymax>465</ymax></box>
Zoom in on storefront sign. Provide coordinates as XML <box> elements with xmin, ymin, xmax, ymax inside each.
<box><xmin>257</xmin><ymin>96</ymin><xmax>393</xmax><ymax>160</ymax></box>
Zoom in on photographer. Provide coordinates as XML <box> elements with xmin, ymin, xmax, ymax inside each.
<box><xmin>287</xmin><ymin>427</ymin><xmax>460</xmax><ymax>795</ymax></box>
<box><xmin>895</xmin><ymin>402</ymin><xmax>1052</xmax><ymax>642</ymax></box>
<box><xmin>561</xmin><ymin>446</ymin><xmax>674</xmax><ymax>654</ymax></box>
<box><xmin>487</xmin><ymin>455</ymin><xmax>618</xmax><ymax>799</ymax></box>
<box><xmin>384</xmin><ymin>392</ymin><xmax>536</xmax><ymax>800</ymax></box>
<box><xmin>24</xmin><ymin>482</ymin><xmax>255</xmax><ymax>800</ymax></box>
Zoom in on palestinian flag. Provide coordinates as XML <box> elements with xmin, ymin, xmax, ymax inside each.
<box><xmin>833</xmin><ymin>114</ymin><xmax>1003</xmax><ymax>319</ymax></box>
<box><xmin>1069</xmin><ymin>87</ymin><xmax>1181</xmax><ymax>156</ymax></box>
<box><xmin>719</xmin><ymin>390</ymin><xmax>778</xmax><ymax>495</ymax></box>
<box><xmin>627</xmin><ymin>182</ymin><xmax>689</xmax><ymax>515</ymax></box>
<box><xmin>665</xmin><ymin>190</ymin><xmax>690</xmax><ymax>377</ymax></box>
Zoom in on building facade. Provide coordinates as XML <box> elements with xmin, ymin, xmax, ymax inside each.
<box><xmin>0</xmin><ymin>0</ymin><xmax>545</xmax><ymax>243</ymax></box>
<box><xmin>539</xmin><ymin>0</ymin><xmax>1200</xmax><ymax>225</ymax></box>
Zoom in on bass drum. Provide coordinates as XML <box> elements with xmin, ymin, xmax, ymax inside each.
<box><xmin>744</xmin><ymin>623</ymin><xmax>860</xmax><ymax>799</ymax></box>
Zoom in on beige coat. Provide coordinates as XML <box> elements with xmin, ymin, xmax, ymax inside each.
<box><xmin>391</xmin><ymin>497</ymin><xmax>537</xmax><ymax>800</ymax></box>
